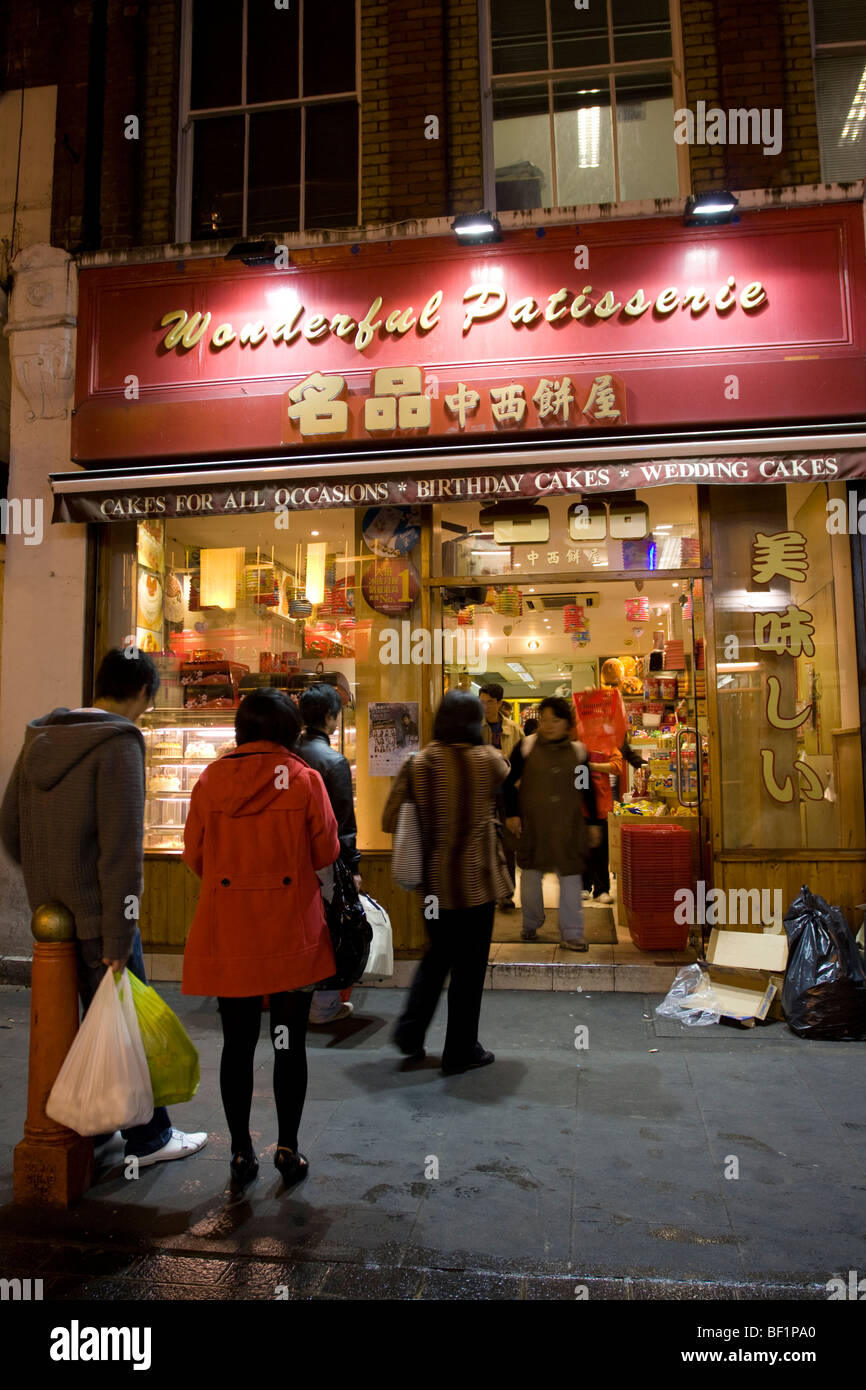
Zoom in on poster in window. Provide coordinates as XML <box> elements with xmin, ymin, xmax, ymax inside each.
<box><xmin>369</xmin><ymin>702</ymin><xmax>420</xmax><ymax>776</ymax></box>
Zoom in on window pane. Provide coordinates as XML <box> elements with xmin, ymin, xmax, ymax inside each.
<box><xmin>551</xmin><ymin>0</ymin><xmax>610</xmax><ymax>69</ymax></box>
<box><xmin>304</xmin><ymin>0</ymin><xmax>356</xmax><ymax>96</ymax></box>
<box><xmin>305</xmin><ymin>102</ymin><xmax>358</xmax><ymax>227</ymax></box>
<box><xmin>493</xmin><ymin>84</ymin><xmax>553</xmax><ymax>210</ymax></box>
<box><xmin>813</xmin><ymin>0</ymin><xmax>866</xmax><ymax>46</ymax></box>
<box><xmin>615</xmin><ymin>72</ymin><xmax>678</xmax><ymax>200</ymax></box>
<box><xmin>553</xmin><ymin>80</ymin><xmax>614</xmax><ymax>205</ymax></box>
<box><xmin>611</xmin><ymin>0</ymin><xmax>671</xmax><ymax>63</ymax></box>
<box><xmin>247</xmin><ymin>0</ymin><xmax>299</xmax><ymax>103</ymax></box>
<box><xmin>191</xmin><ymin>0</ymin><xmax>242</xmax><ymax>109</ymax></box>
<box><xmin>711</xmin><ymin>482</ymin><xmax>865</xmax><ymax>853</ymax></box>
<box><xmin>248</xmin><ymin>110</ymin><xmax>301</xmax><ymax>235</ymax></box>
<box><xmin>191</xmin><ymin>116</ymin><xmax>244</xmax><ymax>240</ymax></box>
<box><xmin>816</xmin><ymin>55</ymin><xmax>866</xmax><ymax>182</ymax></box>
<box><xmin>490</xmin><ymin>0</ymin><xmax>548</xmax><ymax>75</ymax></box>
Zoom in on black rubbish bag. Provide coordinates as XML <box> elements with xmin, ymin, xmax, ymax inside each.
<box><xmin>321</xmin><ymin>857</ymin><xmax>373</xmax><ymax>989</ymax></box>
<box><xmin>782</xmin><ymin>885</ymin><xmax>866</xmax><ymax>1040</ymax></box>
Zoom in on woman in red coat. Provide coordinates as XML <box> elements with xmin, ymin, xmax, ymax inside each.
<box><xmin>182</xmin><ymin>689</ymin><xmax>339</xmax><ymax>1190</ymax></box>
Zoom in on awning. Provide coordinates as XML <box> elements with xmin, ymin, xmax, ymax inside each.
<box><xmin>50</xmin><ymin>430</ymin><xmax>866</xmax><ymax>523</ymax></box>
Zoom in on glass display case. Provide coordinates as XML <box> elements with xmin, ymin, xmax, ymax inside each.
<box><xmin>142</xmin><ymin>699</ymin><xmax>358</xmax><ymax>855</ymax></box>
<box><xmin>142</xmin><ymin>711</ymin><xmax>237</xmax><ymax>854</ymax></box>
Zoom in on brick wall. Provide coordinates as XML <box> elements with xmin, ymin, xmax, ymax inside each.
<box><xmin>361</xmin><ymin>0</ymin><xmax>483</xmax><ymax>225</ymax></box>
<box><xmin>444</xmin><ymin>0</ymin><xmax>484</xmax><ymax>215</ymax></box>
<box><xmin>681</xmin><ymin>0</ymin><xmax>821</xmax><ymax>193</ymax></box>
<box><xmin>139</xmin><ymin>0</ymin><xmax>180</xmax><ymax>246</ymax></box>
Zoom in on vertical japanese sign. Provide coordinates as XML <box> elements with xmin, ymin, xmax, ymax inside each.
<box><xmin>751</xmin><ymin>530</ymin><xmax>823</xmax><ymax>803</ymax></box>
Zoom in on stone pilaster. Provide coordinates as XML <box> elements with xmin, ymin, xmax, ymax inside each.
<box><xmin>0</xmin><ymin>245</ymin><xmax>87</xmax><ymax>977</ymax></box>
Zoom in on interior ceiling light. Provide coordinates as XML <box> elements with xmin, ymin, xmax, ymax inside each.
<box><xmin>840</xmin><ymin>65</ymin><xmax>866</xmax><ymax>144</ymax></box>
<box><xmin>683</xmin><ymin>191</ymin><xmax>738</xmax><ymax>226</ymax></box>
<box><xmin>224</xmin><ymin>239</ymin><xmax>280</xmax><ymax>266</ymax></box>
<box><xmin>451</xmin><ymin>211</ymin><xmax>502</xmax><ymax>244</ymax></box>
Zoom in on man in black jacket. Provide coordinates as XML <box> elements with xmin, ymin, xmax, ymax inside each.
<box><xmin>296</xmin><ymin>683</ymin><xmax>361</xmax><ymax>1024</ymax></box>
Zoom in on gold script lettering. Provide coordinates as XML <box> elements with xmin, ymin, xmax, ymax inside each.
<box><xmin>740</xmin><ymin>281</ymin><xmax>767</xmax><ymax>311</ymax></box>
<box><xmin>385</xmin><ymin>306</ymin><xmax>417</xmax><ymax>334</ymax></box>
<box><xmin>160</xmin><ymin>309</ymin><xmax>212</xmax><ymax>350</ymax></box>
<box><xmin>211</xmin><ymin>322</ymin><xmax>236</xmax><ymax>348</ymax></box>
<box><xmin>355</xmin><ymin>297</ymin><xmax>384</xmax><ymax>352</ymax></box>
<box><xmin>463</xmin><ymin>285</ymin><xmax>507</xmax><ymax>332</ymax></box>
<box><xmin>418</xmin><ymin>290</ymin><xmax>443</xmax><ymax>332</ymax></box>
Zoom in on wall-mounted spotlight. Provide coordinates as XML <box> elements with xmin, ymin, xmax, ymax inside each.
<box><xmin>224</xmin><ymin>239</ymin><xmax>280</xmax><ymax>266</ymax></box>
<box><xmin>451</xmin><ymin>211</ymin><xmax>502</xmax><ymax>244</ymax></box>
<box><xmin>683</xmin><ymin>192</ymin><xmax>739</xmax><ymax>227</ymax></box>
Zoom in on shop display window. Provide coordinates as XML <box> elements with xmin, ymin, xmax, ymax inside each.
<box><xmin>711</xmin><ymin>481</ymin><xmax>865</xmax><ymax>852</ymax></box>
<box><xmin>94</xmin><ymin>506</ymin><xmax>422</xmax><ymax>853</ymax></box>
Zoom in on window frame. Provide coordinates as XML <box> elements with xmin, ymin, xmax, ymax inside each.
<box><xmin>176</xmin><ymin>0</ymin><xmax>362</xmax><ymax>244</ymax></box>
<box><xmin>809</xmin><ymin>0</ymin><xmax>866</xmax><ymax>184</ymax></box>
<box><xmin>479</xmin><ymin>0</ymin><xmax>690</xmax><ymax>211</ymax></box>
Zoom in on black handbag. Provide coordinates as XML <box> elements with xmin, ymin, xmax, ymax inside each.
<box><xmin>321</xmin><ymin>857</ymin><xmax>374</xmax><ymax>989</ymax></box>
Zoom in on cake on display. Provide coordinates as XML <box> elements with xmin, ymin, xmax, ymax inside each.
<box><xmin>153</xmin><ymin>738</ymin><xmax>182</xmax><ymax>758</ymax></box>
<box><xmin>149</xmin><ymin>774</ymin><xmax>181</xmax><ymax>792</ymax></box>
<box><xmin>185</xmin><ymin>740</ymin><xmax>217</xmax><ymax>760</ymax></box>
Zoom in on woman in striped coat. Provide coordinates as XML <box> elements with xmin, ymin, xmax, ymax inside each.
<box><xmin>382</xmin><ymin>691</ymin><xmax>511</xmax><ymax>1074</ymax></box>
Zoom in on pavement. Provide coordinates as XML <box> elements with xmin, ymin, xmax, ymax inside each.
<box><xmin>0</xmin><ymin>980</ymin><xmax>865</xmax><ymax>1302</ymax></box>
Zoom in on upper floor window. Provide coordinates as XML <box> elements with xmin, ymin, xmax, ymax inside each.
<box><xmin>812</xmin><ymin>0</ymin><xmax>866</xmax><ymax>182</ymax></box>
<box><xmin>484</xmin><ymin>0</ymin><xmax>683</xmax><ymax>210</ymax></box>
<box><xmin>179</xmin><ymin>0</ymin><xmax>359</xmax><ymax>242</ymax></box>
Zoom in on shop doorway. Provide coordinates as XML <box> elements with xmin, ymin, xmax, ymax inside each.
<box><xmin>433</xmin><ymin>572</ymin><xmax>711</xmax><ymax>953</ymax></box>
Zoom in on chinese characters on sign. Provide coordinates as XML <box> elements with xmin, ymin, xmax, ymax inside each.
<box><xmin>285</xmin><ymin>368</ymin><xmax>626</xmax><ymax>439</ymax></box>
<box><xmin>750</xmin><ymin>529</ymin><xmax>823</xmax><ymax>803</ymax></box>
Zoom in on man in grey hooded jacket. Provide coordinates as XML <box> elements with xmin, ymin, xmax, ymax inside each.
<box><xmin>0</xmin><ymin>648</ymin><xmax>206</xmax><ymax>1168</ymax></box>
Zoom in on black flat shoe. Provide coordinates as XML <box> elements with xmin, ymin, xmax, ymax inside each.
<box><xmin>393</xmin><ymin>1026</ymin><xmax>425</xmax><ymax>1059</ymax></box>
<box><xmin>441</xmin><ymin>1048</ymin><xmax>495</xmax><ymax>1076</ymax></box>
<box><xmin>398</xmin><ymin>1050</ymin><xmax>427</xmax><ymax>1067</ymax></box>
<box><xmin>274</xmin><ymin>1147</ymin><xmax>309</xmax><ymax>1188</ymax></box>
<box><xmin>229</xmin><ymin>1151</ymin><xmax>259</xmax><ymax>1188</ymax></box>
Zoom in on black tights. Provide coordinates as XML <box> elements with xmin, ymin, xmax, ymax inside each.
<box><xmin>217</xmin><ymin>992</ymin><xmax>313</xmax><ymax>1156</ymax></box>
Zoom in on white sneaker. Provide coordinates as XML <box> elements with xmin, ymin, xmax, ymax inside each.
<box><xmin>597</xmin><ymin>892</ymin><xmax>614</xmax><ymax>904</ymax></box>
<box><xmin>93</xmin><ymin>1130</ymin><xmax>121</xmax><ymax>1156</ymax></box>
<box><xmin>135</xmin><ymin>1128</ymin><xmax>208</xmax><ymax>1167</ymax></box>
<box><xmin>309</xmin><ymin>1002</ymin><xmax>354</xmax><ymax>1025</ymax></box>
<box><xmin>581</xmin><ymin>890</ymin><xmax>593</xmax><ymax>900</ymax></box>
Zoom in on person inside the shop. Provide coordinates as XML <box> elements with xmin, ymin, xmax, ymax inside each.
<box><xmin>399</xmin><ymin>709</ymin><xmax>419</xmax><ymax>744</ymax></box>
<box><xmin>503</xmin><ymin>697</ymin><xmax>601</xmax><ymax>950</ymax></box>
<box><xmin>382</xmin><ymin>690</ymin><xmax>512</xmax><ymax>1073</ymax></box>
<box><xmin>296</xmin><ymin>682</ymin><xmax>360</xmax><ymax>1027</ymax></box>
<box><xmin>0</xmin><ymin>647</ymin><xmax>208</xmax><ymax>1170</ymax></box>
<box><xmin>478</xmin><ymin>682</ymin><xmax>523</xmax><ymax>911</ymax></box>
<box><xmin>181</xmin><ymin>688</ymin><xmax>340</xmax><ymax>1191</ymax></box>
<box><xmin>583</xmin><ymin>746</ymin><xmax>623</xmax><ymax>905</ymax></box>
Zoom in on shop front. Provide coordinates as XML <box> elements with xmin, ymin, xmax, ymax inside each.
<box><xmin>53</xmin><ymin>201</ymin><xmax>866</xmax><ymax>962</ymax></box>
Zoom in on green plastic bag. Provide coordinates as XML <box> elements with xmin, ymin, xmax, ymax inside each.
<box><xmin>128</xmin><ymin>974</ymin><xmax>200</xmax><ymax>1107</ymax></box>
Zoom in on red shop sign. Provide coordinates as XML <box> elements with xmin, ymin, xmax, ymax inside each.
<box><xmin>72</xmin><ymin>206</ymin><xmax>866</xmax><ymax>462</ymax></box>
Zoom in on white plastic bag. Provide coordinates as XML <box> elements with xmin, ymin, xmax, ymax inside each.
<box><xmin>655</xmin><ymin>964</ymin><xmax>721</xmax><ymax>1028</ymax></box>
<box><xmin>46</xmin><ymin>968</ymin><xmax>155</xmax><ymax>1135</ymax></box>
<box><xmin>360</xmin><ymin>892</ymin><xmax>394</xmax><ymax>978</ymax></box>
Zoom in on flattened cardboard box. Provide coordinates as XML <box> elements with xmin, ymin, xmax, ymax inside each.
<box><xmin>697</xmin><ymin>929</ymin><xmax>789</xmax><ymax>1025</ymax></box>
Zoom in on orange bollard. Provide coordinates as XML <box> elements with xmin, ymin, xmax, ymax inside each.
<box><xmin>13</xmin><ymin>903</ymin><xmax>93</xmax><ymax>1207</ymax></box>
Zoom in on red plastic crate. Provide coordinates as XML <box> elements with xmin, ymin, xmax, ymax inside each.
<box><xmin>620</xmin><ymin>823</ymin><xmax>692</xmax><ymax>949</ymax></box>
